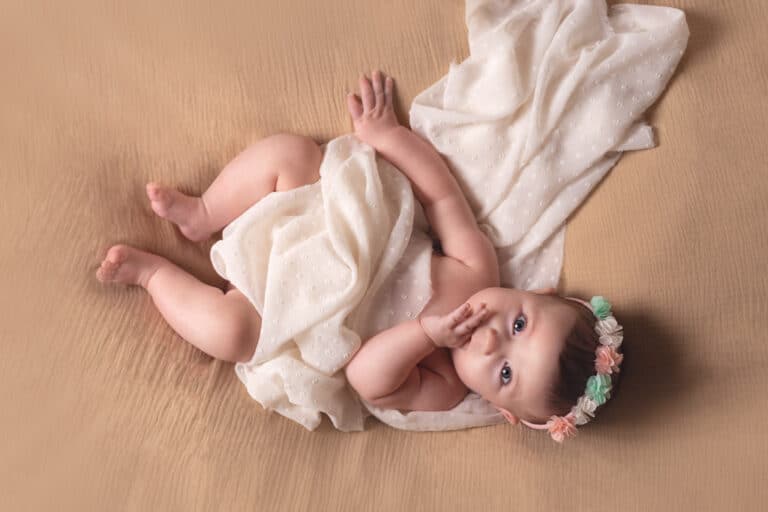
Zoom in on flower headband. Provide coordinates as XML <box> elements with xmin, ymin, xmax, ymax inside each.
<box><xmin>519</xmin><ymin>296</ymin><xmax>624</xmax><ymax>443</ymax></box>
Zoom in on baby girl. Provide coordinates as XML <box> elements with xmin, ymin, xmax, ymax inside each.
<box><xmin>96</xmin><ymin>70</ymin><xmax>623</xmax><ymax>441</ymax></box>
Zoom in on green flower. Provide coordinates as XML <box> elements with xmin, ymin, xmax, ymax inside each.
<box><xmin>590</xmin><ymin>296</ymin><xmax>612</xmax><ymax>320</ymax></box>
<box><xmin>585</xmin><ymin>374</ymin><xmax>612</xmax><ymax>405</ymax></box>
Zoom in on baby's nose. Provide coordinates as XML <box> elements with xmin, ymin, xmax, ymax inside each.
<box><xmin>482</xmin><ymin>327</ymin><xmax>499</xmax><ymax>355</ymax></box>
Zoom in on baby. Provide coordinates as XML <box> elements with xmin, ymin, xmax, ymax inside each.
<box><xmin>97</xmin><ymin>70</ymin><xmax>621</xmax><ymax>440</ymax></box>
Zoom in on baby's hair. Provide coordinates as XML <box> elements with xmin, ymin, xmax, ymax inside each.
<box><xmin>533</xmin><ymin>296</ymin><xmax>613</xmax><ymax>423</ymax></box>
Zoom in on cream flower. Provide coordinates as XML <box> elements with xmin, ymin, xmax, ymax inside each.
<box><xmin>598</xmin><ymin>332</ymin><xmax>623</xmax><ymax>349</ymax></box>
<box><xmin>595</xmin><ymin>345</ymin><xmax>623</xmax><ymax>374</ymax></box>
<box><xmin>570</xmin><ymin>395</ymin><xmax>599</xmax><ymax>426</ymax></box>
<box><xmin>576</xmin><ymin>395</ymin><xmax>598</xmax><ymax>417</ymax></box>
<box><xmin>595</xmin><ymin>316</ymin><xmax>622</xmax><ymax>336</ymax></box>
<box><xmin>570</xmin><ymin>405</ymin><xmax>592</xmax><ymax>426</ymax></box>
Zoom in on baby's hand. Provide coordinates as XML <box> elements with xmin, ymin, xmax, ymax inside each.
<box><xmin>347</xmin><ymin>69</ymin><xmax>400</xmax><ymax>147</ymax></box>
<box><xmin>418</xmin><ymin>302</ymin><xmax>490</xmax><ymax>349</ymax></box>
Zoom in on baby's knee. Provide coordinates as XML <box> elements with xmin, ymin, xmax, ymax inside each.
<box><xmin>217</xmin><ymin>318</ymin><xmax>257</xmax><ymax>363</ymax></box>
<box><xmin>216</xmin><ymin>298</ymin><xmax>260</xmax><ymax>363</ymax></box>
<box><xmin>268</xmin><ymin>133</ymin><xmax>322</xmax><ymax>166</ymax></box>
<box><xmin>268</xmin><ymin>134</ymin><xmax>323</xmax><ymax>190</ymax></box>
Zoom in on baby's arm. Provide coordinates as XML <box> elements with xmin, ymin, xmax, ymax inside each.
<box><xmin>374</xmin><ymin>126</ymin><xmax>498</xmax><ymax>277</ymax></box>
<box><xmin>346</xmin><ymin>302</ymin><xmax>487</xmax><ymax>410</ymax></box>
<box><xmin>344</xmin><ymin>319</ymin><xmax>466</xmax><ymax>410</ymax></box>
<box><xmin>345</xmin><ymin>71</ymin><xmax>499</xmax><ymax>410</ymax></box>
<box><xmin>348</xmin><ymin>71</ymin><xmax>499</xmax><ymax>283</ymax></box>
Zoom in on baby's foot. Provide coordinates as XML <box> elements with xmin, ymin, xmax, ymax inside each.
<box><xmin>96</xmin><ymin>244</ymin><xmax>165</xmax><ymax>288</ymax></box>
<box><xmin>146</xmin><ymin>182</ymin><xmax>211</xmax><ymax>242</ymax></box>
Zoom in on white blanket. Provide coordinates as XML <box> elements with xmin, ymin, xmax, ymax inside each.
<box><xmin>210</xmin><ymin>0</ymin><xmax>688</xmax><ymax>431</ymax></box>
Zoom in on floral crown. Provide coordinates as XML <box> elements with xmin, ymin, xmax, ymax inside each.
<box><xmin>519</xmin><ymin>296</ymin><xmax>624</xmax><ymax>443</ymax></box>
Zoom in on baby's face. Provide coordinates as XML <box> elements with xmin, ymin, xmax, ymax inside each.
<box><xmin>450</xmin><ymin>287</ymin><xmax>580</xmax><ymax>423</ymax></box>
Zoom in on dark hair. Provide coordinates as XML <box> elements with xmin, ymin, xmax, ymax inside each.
<box><xmin>524</xmin><ymin>297</ymin><xmax>603</xmax><ymax>423</ymax></box>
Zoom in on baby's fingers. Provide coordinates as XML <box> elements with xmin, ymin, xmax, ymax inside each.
<box><xmin>371</xmin><ymin>69</ymin><xmax>385</xmax><ymax>111</ymax></box>
<box><xmin>359</xmin><ymin>74</ymin><xmax>374</xmax><ymax>113</ymax></box>
<box><xmin>448</xmin><ymin>303</ymin><xmax>473</xmax><ymax>327</ymax></box>
<box><xmin>384</xmin><ymin>76</ymin><xmax>394</xmax><ymax>108</ymax></box>
<box><xmin>457</xmin><ymin>303</ymin><xmax>489</xmax><ymax>334</ymax></box>
<box><xmin>347</xmin><ymin>93</ymin><xmax>363</xmax><ymax>120</ymax></box>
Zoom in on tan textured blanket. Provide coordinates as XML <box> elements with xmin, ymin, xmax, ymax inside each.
<box><xmin>1</xmin><ymin>0</ymin><xmax>766</xmax><ymax>509</ymax></box>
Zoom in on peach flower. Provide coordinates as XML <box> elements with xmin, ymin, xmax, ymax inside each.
<box><xmin>547</xmin><ymin>414</ymin><xmax>578</xmax><ymax>443</ymax></box>
<box><xmin>595</xmin><ymin>345</ymin><xmax>623</xmax><ymax>375</ymax></box>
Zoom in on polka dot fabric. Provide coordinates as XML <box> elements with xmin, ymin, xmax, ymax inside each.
<box><xmin>407</xmin><ymin>0</ymin><xmax>688</xmax><ymax>295</ymax></box>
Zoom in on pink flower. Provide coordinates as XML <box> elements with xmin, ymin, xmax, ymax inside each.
<box><xmin>595</xmin><ymin>345</ymin><xmax>623</xmax><ymax>375</ymax></box>
<box><xmin>547</xmin><ymin>414</ymin><xmax>577</xmax><ymax>443</ymax></box>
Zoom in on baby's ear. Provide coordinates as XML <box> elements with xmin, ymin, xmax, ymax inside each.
<box><xmin>495</xmin><ymin>406</ymin><xmax>519</xmax><ymax>425</ymax></box>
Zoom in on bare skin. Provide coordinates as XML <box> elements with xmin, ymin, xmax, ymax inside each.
<box><xmin>96</xmin><ymin>132</ymin><xmax>323</xmax><ymax>363</ymax></box>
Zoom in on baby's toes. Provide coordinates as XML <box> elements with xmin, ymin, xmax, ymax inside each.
<box><xmin>147</xmin><ymin>183</ymin><xmax>171</xmax><ymax>206</ymax></box>
<box><xmin>150</xmin><ymin>196</ymin><xmax>172</xmax><ymax>219</ymax></box>
<box><xmin>105</xmin><ymin>244</ymin><xmax>130</xmax><ymax>265</ymax></box>
<box><xmin>146</xmin><ymin>182</ymin><xmax>163</xmax><ymax>201</ymax></box>
<box><xmin>150</xmin><ymin>200</ymin><xmax>168</xmax><ymax>218</ymax></box>
<box><xmin>96</xmin><ymin>261</ymin><xmax>117</xmax><ymax>282</ymax></box>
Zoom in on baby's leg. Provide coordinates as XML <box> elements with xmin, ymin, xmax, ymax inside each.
<box><xmin>147</xmin><ymin>133</ymin><xmax>323</xmax><ymax>242</ymax></box>
<box><xmin>96</xmin><ymin>244</ymin><xmax>260</xmax><ymax>363</ymax></box>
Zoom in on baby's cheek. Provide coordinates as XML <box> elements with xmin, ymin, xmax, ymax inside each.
<box><xmin>451</xmin><ymin>354</ymin><xmax>474</xmax><ymax>389</ymax></box>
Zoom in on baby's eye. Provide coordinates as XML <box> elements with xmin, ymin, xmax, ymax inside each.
<box><xmin>512</xmin><ymin>314</ymin><xmax>527</xmax><ymax>334</ymax></box>
<box><xmin>500</xmin><ymin>363</ymin><xmax>512</xmax><ymax>385</ymax></box>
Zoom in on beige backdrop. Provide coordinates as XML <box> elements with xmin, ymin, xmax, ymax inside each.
<box><xmin>1</xmin><ymin>0</ymin><xmax>766</xmax><ymax>510</ymax></box>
